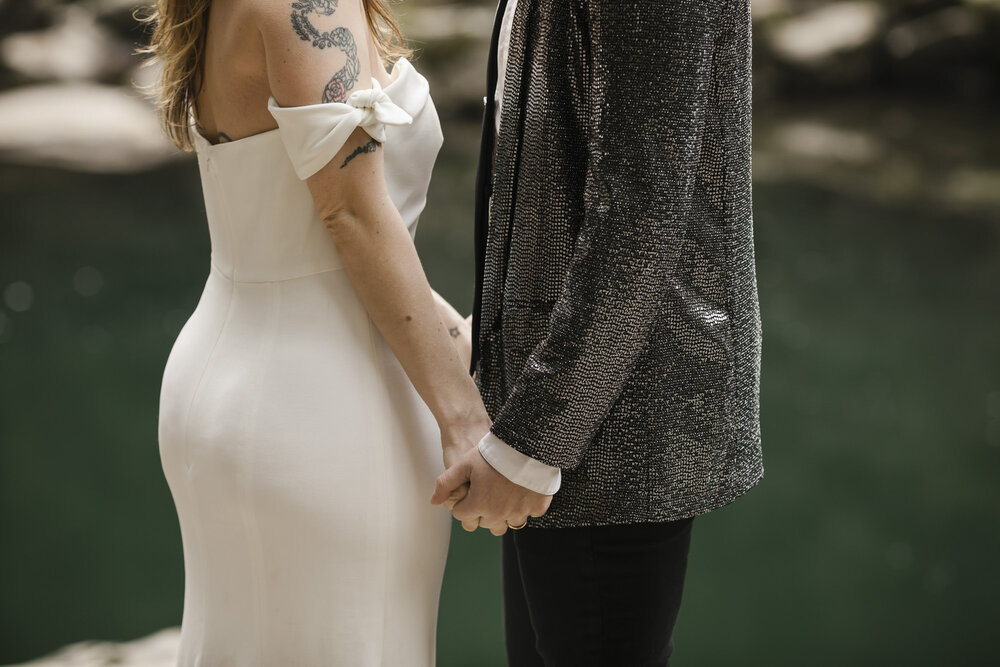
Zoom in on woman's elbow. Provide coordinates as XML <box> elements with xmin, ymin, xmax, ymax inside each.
<box><xmin>320</xmin><ymin>205</ymin><xmax>364</xmax><ymax>243</ymax></box>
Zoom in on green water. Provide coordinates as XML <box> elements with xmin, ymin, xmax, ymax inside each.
<box><xmin>1</xmin><ymin>110</ymin><xmax>998</xmax><ymax>665</ymax></box>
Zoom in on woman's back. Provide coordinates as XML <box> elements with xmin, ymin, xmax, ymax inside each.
<box><xmin>195</xmin><ymin>0</ymin><xmax>270</xmax><ymax>143</ymax></box>
<box><xmin>194</xmin><ymin>0</ymin><xmax>393</xmax><ymax>145</ymax></box>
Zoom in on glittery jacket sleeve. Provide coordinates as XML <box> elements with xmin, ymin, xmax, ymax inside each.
<box><xmin>488</xmin><ymin>0</ymin><xmax>725</xmax><ymax>470</ymax></box>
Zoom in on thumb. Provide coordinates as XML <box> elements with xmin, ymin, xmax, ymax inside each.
<box><xmin>430</xmin><ymin>461</ymin><xmax>472</xmax><ymax>505</ymax></box>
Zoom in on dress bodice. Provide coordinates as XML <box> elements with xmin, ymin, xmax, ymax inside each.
<box><xmin>190</xmin><ymin>58</ymin><xmax>443</xmax><ymax>283</ymax></box>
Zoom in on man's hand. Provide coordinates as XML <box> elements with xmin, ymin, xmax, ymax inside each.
<box><xmin>430</xmin><ymin>444</ymin><xmax>552</xmax><ymax>535</ymax></box>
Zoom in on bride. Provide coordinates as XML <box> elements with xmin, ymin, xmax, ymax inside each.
<box><xmin>147</xmin><ymin>0</ymin><xmax>490</xmax><ymax>663</ymax></box>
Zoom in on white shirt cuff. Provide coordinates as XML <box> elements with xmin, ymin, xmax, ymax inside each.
<box><xmin>477</xmin><ymin>431</ymin><xmax>562</xmax><ymax>495</ymax></box>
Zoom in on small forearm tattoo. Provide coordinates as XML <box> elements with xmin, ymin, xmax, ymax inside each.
<box><xmin>449</xmin><ymin>327</ymin><xmax>461</xmax><ymax>339</ymax></box>
<box><xmin>216</xmin><ymin>131</ymin><xmax>233</xmax><ymax>143</ymax></box>
<box><xmin>340</xmin><ymin>138</ymin><xmax>380</xmax><ymax>168</ymax></box>
<box><xmin>290</xmin><ymin>0</ymin><xmax>361</xmax><ymax>103</ymax></box>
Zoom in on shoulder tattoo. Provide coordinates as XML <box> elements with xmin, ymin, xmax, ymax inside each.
<box><xmin>290</xmin><ymin>0</ymin><xmax>361</xmax><ymax>103</ymax></box>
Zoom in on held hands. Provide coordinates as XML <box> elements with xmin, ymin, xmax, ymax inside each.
<box><xmin>430</xmin><ymin>443</ymin><xmax>553</xmax><ymax>536</ymax></box>
<box><xmin>430</xmin><ymin>309</ymin><xmax>551</xmax><ymax>533</ymax></box>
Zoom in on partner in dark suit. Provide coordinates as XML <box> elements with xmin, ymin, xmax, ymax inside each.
<box><xmin>435</xmin><ymin>1</ymin><xmax>764</xmax><ymax>664</ymax></box>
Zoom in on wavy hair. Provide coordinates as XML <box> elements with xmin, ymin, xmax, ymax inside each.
<box><xmin>136</xmin><ymin>0</ymin><xmax>411</xmax><ymax>152</ymax></box>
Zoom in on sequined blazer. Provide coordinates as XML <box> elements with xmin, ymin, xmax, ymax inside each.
<box><xmin>470</xmin><ymin>0</ymin><xmax>764</xmax><ymax>528</ymax></box>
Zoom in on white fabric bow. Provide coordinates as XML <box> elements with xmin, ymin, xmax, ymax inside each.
<box><xmin>267</xmin><ymin>77</ymin><xmax>414</xmax><ymax>180</ymax></box>
<box><xmin>346</xmin><ymin>78</ymin><xmax>413</xmax><ymax>142</ymax></box>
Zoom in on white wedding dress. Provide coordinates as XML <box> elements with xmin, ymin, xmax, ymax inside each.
<box><xmin>157</xmin><ymin>58</ymin><xmax>452</xmax><ymax>666</ymax></box>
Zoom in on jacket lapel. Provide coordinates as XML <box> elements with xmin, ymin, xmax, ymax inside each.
<box><xmin>470</xmin><ymin>0</ymin><xmax>510</xmax><ymax>374</ymax></box>
<box><xmin>480</xmin><ymin>0</ymin><xmax>531</xmax><ymax>347</ymax></box>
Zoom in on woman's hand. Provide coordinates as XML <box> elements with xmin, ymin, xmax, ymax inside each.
<box><xmin>438</xmin><ymin>413</ymin><xmax>491</xmax><ymax>509</ymax></box>
<box><xmin>435</xmin><ymin>304</ymin><xmax>480</xmax><ymax>511</ymax></box>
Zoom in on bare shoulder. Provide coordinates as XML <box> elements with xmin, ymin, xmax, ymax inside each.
<box><xmin>247</xmin><ymin>0</ymin><xmax>366</xmax><ymax>43</ymax></box>
<box><xmin>248</xmin><ymin>0</ymin><xmax>371</xmax><ymax>106</ymax></box>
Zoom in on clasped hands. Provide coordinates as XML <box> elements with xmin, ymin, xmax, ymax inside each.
<box><xmin>430</xmin><ymin>436</ymin><xmax>552</xmax><ymax>536</ymax></box>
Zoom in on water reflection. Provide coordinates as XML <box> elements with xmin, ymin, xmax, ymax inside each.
<box><xmin>3</xmin><ymin>281</ymin><xmax>34</xmax><ymax>312</ymax></box>
<box><xmin>72</xmin><ymin>266</ymin><xmax>104</xmax><ymax>297</ymax></box>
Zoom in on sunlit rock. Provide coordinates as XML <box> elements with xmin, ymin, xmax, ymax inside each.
<box><xmin>90</xmin><ymin>0</ymin><xmax>153</xmax><ymax>38</ymax></box>
<box><xmin>751</xmin><ymin>0</ymin><xmax>790</xmax><ymax>21</ymax></box>
<box><xmin>886</xmin><ymin>7</ymin><xmax>981</xmax><ymax>58</ymax></box>
<box><xmin>5</xmin><ymin>626</ymin><xmax>180</xmax><ymax>667</ymax></box>
<box><xmin>769</xmin><ymin>1</ymin><xmax>885</xmax><ymax>65</ymax></box>
<box><xmin>0</xmin><ymin>82</ymin><xmax>182</xmax><ymax>172</ymax></box>
<box><xmin>772</xmin><ymin>121</ymin><xmax>882</xmax><ymax>165</ymax></box>
<box><xmin>0</xmin><ymin>5</ymin><xmax>134</xmax><ymax>82</ymax></box>
<box><xmin>944</xmin><ymin>168</ymin><xmax>1000</xmax><ymax>208</ymax></box>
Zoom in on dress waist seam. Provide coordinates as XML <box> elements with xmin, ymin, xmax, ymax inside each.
<box><xmin>209</xmin><ymin>260</ymin><xmax>345</xmax><ymax>284</ymax></box>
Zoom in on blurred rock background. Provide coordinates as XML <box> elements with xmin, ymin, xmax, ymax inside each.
<box><xmin>1</xmin><ymin>1</ymin><xmax>998</xmax><ymax>666</ymax></box>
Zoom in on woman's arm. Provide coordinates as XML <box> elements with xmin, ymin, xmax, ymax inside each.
<box><xmin>253</xmin><ymin>0</ymin><xmax>489</xmax><ymax>462</ymax></box>
<box><xmin>431</xmin><ymin>289</ymin><xmax>472</xmax><ymax>371</ymax></box>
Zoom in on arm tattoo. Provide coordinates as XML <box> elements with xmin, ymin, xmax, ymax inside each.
<box><xmin>290</xmin><ymin>0</ymin><xmax>361</xmax><ymax>103</ymax></box>
<box><xmin>340</xmin><ymin>137</ymin><xmax>380</xmax><ymax>168</ymax></box>
<box><xmin>216</xmin><ymin>131</ymin><xmax>233</xmax><ymax>143</ymax></box>
<box><xmin>449</xmin><ymin>327</ymin><xmax>461</xmax><ymax>339</ymax></box>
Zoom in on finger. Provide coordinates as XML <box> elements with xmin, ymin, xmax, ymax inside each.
<box><xmin>461</xmin><ymin>517</ymin><xmax>481</xmax><ymax>532</ymax></box>
<box><xmin>451</xmin><ymin>496</ymin><xmax>479</xmax><ymax>523</ymax></box>
<box><xmin>443</xmin><ymin>483</ymin><xmax>470</xmax><ymax>511</ymax></box>
<box><xmin>480</xmin><ymin>517</ymin><xmax>508</xmax><ymax>537</ymax></box>
<box><xmin>430</xmin><ymin>462</ymin><xmax>471</xmax><ymax>505</ymax></box>
<box><xmin>527</xmin><ymin>495</ymin><xmax>553</xmax><ymax>517</ymax></box>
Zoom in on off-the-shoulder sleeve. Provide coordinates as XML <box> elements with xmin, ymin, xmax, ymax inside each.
<box><xmin>267</xmin><ymin>78</ymin><xmax>413</xmax><ymax>180</ymax></box>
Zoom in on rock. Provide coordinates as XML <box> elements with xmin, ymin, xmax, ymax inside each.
<box><xmin>0</xmin><ymin>0</ymin><xmax>58</xmax><ymax>40</ymax></box>
<box><xmin>768</xmin><ymin>1</ymin><xmax>885</xmax><ymax>65</ymax></box>
<box><xmin>0</xmin><ymin>4</ymin><xmax>135</xmax><ymax>83</ymax></box>
<box><xmin>885</xmin><ymin>7</ymin><xmax>981</xmax><ymax>59</ymax></box>
<box><xmin>0</xmin><ymin>82</ymin><xmax>183</xmax><ymax>172</ymax></box>
<box><xmin>769</xmin><ymin>120</ymin><xmax>882</xmax><ymax>165</ymax></box>
<box><xmin>2</xmin><ymin>627</ymin><xmax>180</xmax><ymax>667</ymax></box>
<box><xmin>86</xmin><ymin>0</ymin><xmax>154</xmax><ymax>45</ymax></box>
<box><xmin>751</xmin><ymin>0</ymin><xmax>1000</xmax><ymax>98</ymax></box>
<box><xmin>752</xmin><ymin>99</ymin><xmax>1000</xmax><ymax>213</ymax></box>
<box><xmin>883</xmin><ymin>6</ymin><xmax>994</xmax><ymax>98</ymax></box>
<box><xmin>751</xmin><ymin>0</ymin><xmax>790</xmax><ymax>21</ymax></box>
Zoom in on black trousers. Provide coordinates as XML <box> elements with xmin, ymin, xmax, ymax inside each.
<box><xmin>502</xmin><ymin>518</ymin><xmax>694</xmax><ymax>667</ymax></box>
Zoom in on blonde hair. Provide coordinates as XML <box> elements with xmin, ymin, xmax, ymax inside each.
<box><xmin>136</xmin><ymin>0</ymin><xmax>411</xmax><ymax>152</ymax></box>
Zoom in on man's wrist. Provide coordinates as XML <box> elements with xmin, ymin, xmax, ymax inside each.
<box><xmin>477</xmin><ymin>431</ymin><xmax>562</xmax><ymax>495</ymax></box>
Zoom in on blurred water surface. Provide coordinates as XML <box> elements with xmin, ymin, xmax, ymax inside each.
<box><xmin>1</xmin><ymin>0</ymin><xmax>1000</xmax><ymax>665</ymax></box>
